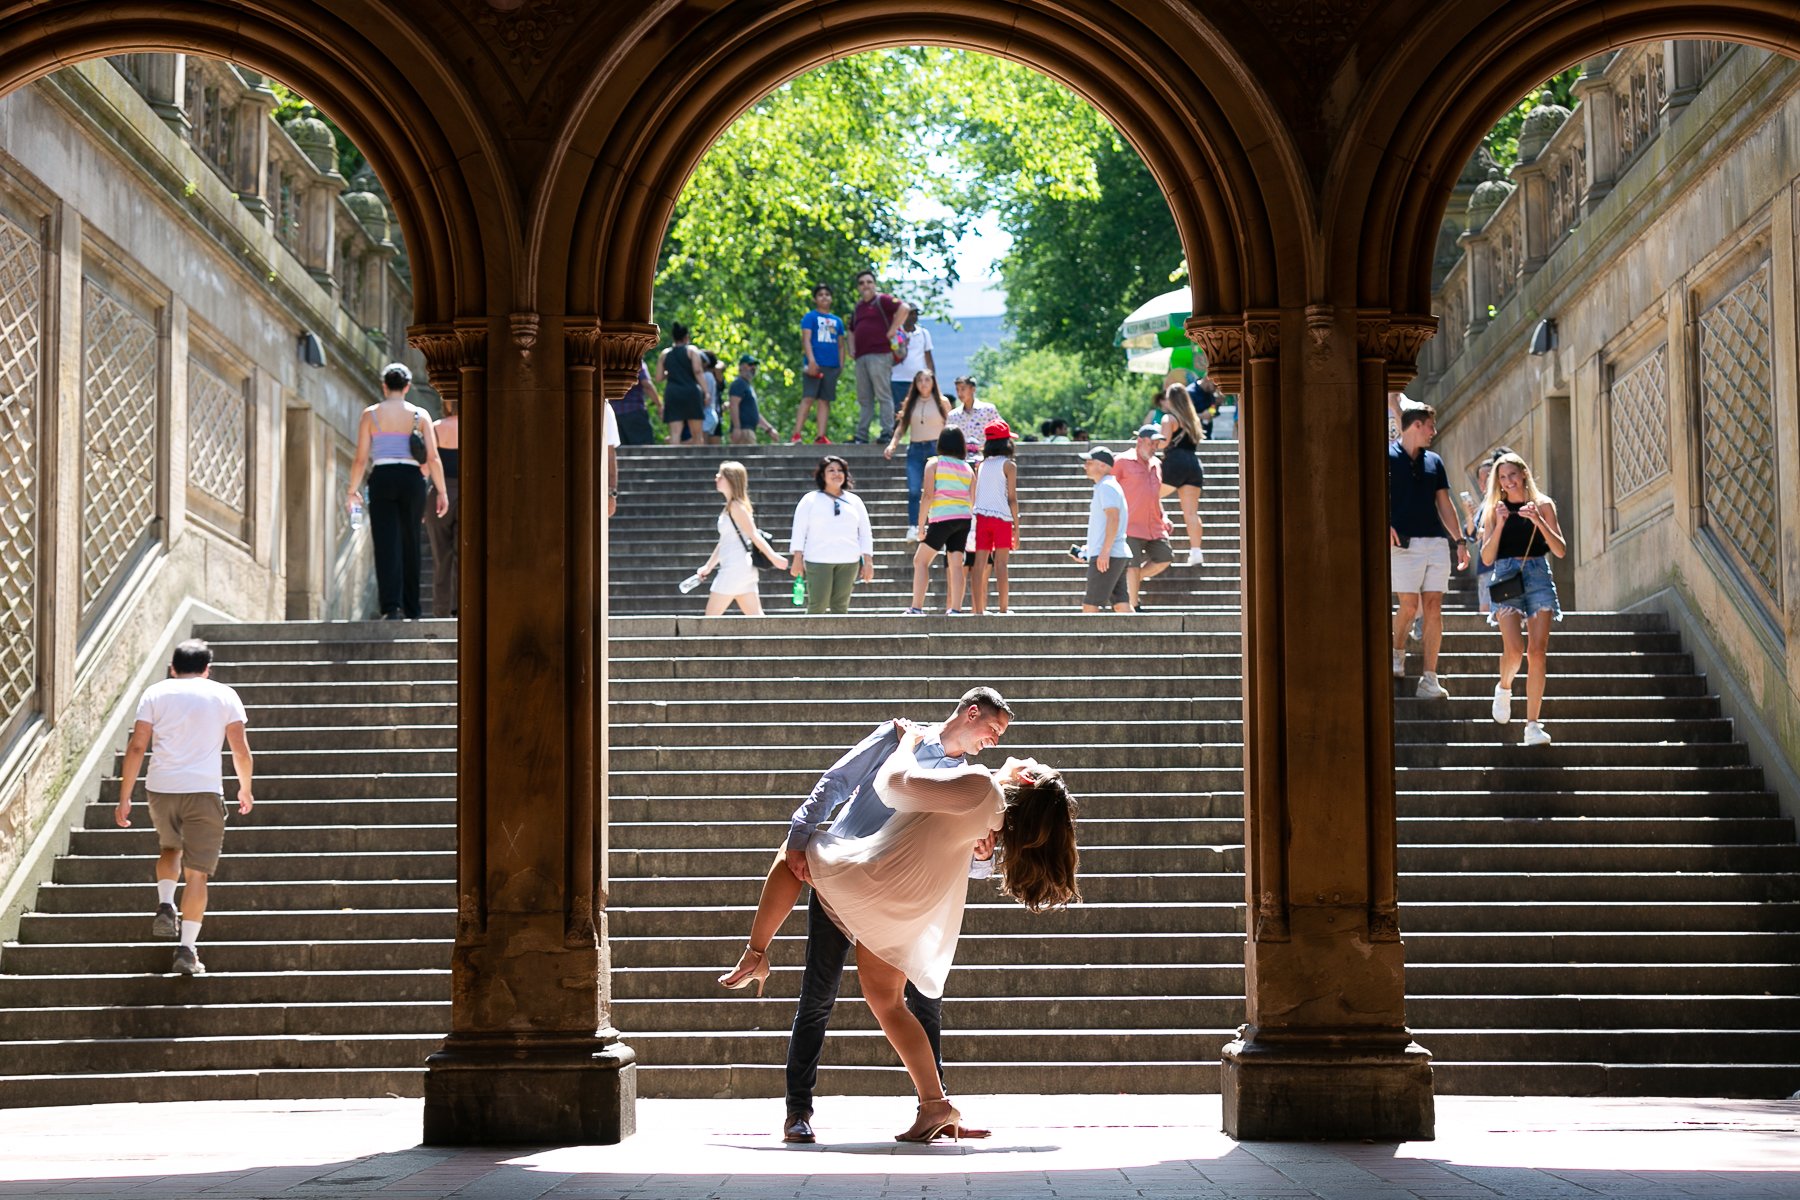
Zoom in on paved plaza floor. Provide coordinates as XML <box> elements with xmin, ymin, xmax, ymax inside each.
<box><xmin>0</xmin><ymin>1094</ymin><xmax>1796</xmax><ymax>1199</ymax></box>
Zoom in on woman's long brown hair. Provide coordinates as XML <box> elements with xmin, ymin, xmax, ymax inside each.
<box><xmin>997</xmin><ymin>770</ymin><xmax>1081</xmax><ymax>912</ymax></box>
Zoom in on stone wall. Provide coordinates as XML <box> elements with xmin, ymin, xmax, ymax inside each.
<box><xmin>1415</xmin><ymin>42</ymin><xmax>1800</xmax><ymax>814</ymax></box>
<box><xmin>0</xmin><ymin>56</ymin><xmax>421</xmax><ymax>890</ymax></box>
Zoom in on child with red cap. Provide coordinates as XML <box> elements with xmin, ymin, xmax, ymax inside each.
<box><xmin>970</xmin><ymin>419</ymin><xmax>1019</xmax><ymax>614</ymax></box>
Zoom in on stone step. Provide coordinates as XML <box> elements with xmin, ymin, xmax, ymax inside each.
<box><xmin>0</xmin><ymin>1000</ymin><xmax>449</xmax><ymax>1039</ymax></box>
<box><xmin>54</xmin><ymin>851</ymin><xmax>454</xmax><ymax>885</ymax></box>
<box><xmin>0</xmin><ymin>1067</ymin><xmax>427</xmax><ymax>1108</ymax></box>
<box><xmin>26</xmin><ymin>881</ymin><xmax>455</xmax><ymax>913</ymax></box>
<box><xmin>83</xmin><ymin>797</ymin><xmax>458</xmax><ymax>829</ymax></box>
<box><xmin>14</xmin><ymin>908</ymin><xmax>454</xmax><ymax>944</ymax></box>
<box><xmin>610</xmin><ymin>675</ymin><xmax>1246</xmax><ymax>701</ymax></box>
<box><xmin>607</xmin><ymin>792</ymin><xmax>1242</xmax><ymax>823</ymax></box>
<box><xmin>110</xmin><ymin>774</ymin><xmax>452</xmax><ymax>801</ymax></box>
<box><xmin>1429</xmin><ymin>1062</ymin><xmax>1800</xmax><ymax>1099</ymax></box>
<box><xmin>0</xmin><ymin>969</ymin><xmax>449</xmax><ymax>1006</ymax></box>
<box><xmin>0</xmin><ymin>1032</ymin><xmax>438</xmax><ymax>1075</ymax></box>
<box><xmin>0</xmin><ymin>939</ymin><xmax>448</xmax><ymax>975</ymax></box>
<box><xmin>206</xmin><ymin>639</ymin><xmax>459</xmax><ymax>663</ymax></box>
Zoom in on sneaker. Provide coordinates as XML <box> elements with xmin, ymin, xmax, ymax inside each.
<box><xmin>1409</xmin><ymin>617</ymin><xmax>1422</xmax><ymax>643</ymax></box>
<box><xmin>901</xmin><ymin>607</ymin><xmax>926</xmax><ymax>616</ymax></box>
<box><xmin>813</xmin><ymin>435</ymin><xmax>831</xmax><ymax>445</ymax></box>
<box><xmin>172</xmin><ymin>945</ymin><xmax>205</xmax><ymax>976</ymax></box>
<box><xmin>1491</xmin><ymin>684</ymin><xmax>1512</xmax><ymax>725</ymax></box>
<box><xmin>1391</xmin><ymin>648</ymin><xmax>1406</xmax><ymax>678</ymax></box>
<box><xmin>905</xmin><ymin>528</ymin><xmax>920</xmax><ymax>543</ymax></box>
<box><xmin>789</xmin><ymin>434</ymin><xmax>804</xmax><ymax>444</ymax></box>
<box><xmin>151</xmin><ymin>903</ymin><xmax>180</xmax><ymax>940</ymax></box>
<box><xmin>1415</xmin><ymin>673</ymin><xmax>1449</xmax><ymax>700</ymax></box>
<box><xmin>1522</xmin><ymin>721</ymin><xmax>1552</xmax><ymax>747</ymax></box>
<box><xmin>1185</xmin><ymin>548</ymin><xmax>1205</xmax><ymax>568</ymax></box>
<box><xmin>945</xmin><ymin>609</ymin><xmax>965</xmax><ymax>617</ymax></box>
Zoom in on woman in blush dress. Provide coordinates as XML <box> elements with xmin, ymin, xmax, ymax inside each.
<box><xmin>717</xmin><ymin>725</ymin><xmax>1080</xmax><ymax>1142</ymax></box>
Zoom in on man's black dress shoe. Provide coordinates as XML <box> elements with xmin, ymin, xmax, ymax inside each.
<box><xmin>782</xmin><ymin>1111</ymin><xmax>816</xmax><ymax>1143</ymax></box>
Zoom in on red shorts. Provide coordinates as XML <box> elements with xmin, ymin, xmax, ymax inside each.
<box><xmin>974</xmin><ymin>514</ymin><xmax>1015</xmax><ymax>551</ymax></box>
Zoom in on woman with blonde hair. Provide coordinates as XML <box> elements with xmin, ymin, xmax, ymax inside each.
<box><xmin>1157</xmin><ymin>383</ymin><xmax>1207</xmax><ymax>567</ymax></box>
<box><xmin>695</xmin><ymin>461</ymin><xmax>788</xmax><ymax>616</ymax></box>
<box><xmin>1480</xmin><ymin>452</ymin><xmax>1567</xmax><ymax>746</ymax></box>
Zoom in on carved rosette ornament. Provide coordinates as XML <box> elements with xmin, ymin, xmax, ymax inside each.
<box><xmin>1185</xmin><ymin>315</ymin><xmax>1244</xmax><ymax>394</ymax></box>
<box><xmin>1243</xmin><ymin>310</ymin><xmax>1281</xmax><ymax>360</ymax></box>
<box><xmin>596</xmin><ymin>321</ymin><xmax>659</xmax><ymax>404</ymax></box>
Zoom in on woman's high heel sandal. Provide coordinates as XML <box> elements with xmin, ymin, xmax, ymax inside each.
<box><xmin>895</xmin><ymin>1098</ymin><xmax>961</xmax><ymax>1143</ymax></box>
<box><xmin>717</xmin><ymin>944</ymin><xmax>770</xmax><ymax>996</ymax></box>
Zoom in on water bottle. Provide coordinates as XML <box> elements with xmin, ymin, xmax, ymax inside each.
<box><xmin>348</xmin><ymin>496</ymin><xmax>364</xmax><ymax>532</ymax></box>
<box><xmin>791</xmin><ymin>573</ymin><xmax>807</xmax><ymax>606</ymax></box>
<box><xmin>678</xmin><ymin>572</ymin><xmax>702</xmax><ymax>594</ymax></box>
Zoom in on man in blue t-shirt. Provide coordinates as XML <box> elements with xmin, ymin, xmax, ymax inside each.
<box><xmin>794</xmin><ymin>284</ymin><xmax>845</xmax><ymax>443</ymax></box>
<box><xmin>1076</xmin><ymin>446</ymin><xmax>1132</xmax><ymax>614</ymax></box>
<box><xmin>1389</xmin><ymin>399</ymin><xmax>1468</xmax><ymax>699</ymax></box>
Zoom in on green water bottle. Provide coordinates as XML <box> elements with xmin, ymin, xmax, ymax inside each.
<box><xmin>791</xmin><ymin>572</ymin><xmax>807</xmax><ymax>607</ymax></box>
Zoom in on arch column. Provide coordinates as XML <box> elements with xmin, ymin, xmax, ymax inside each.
<box><xmin>1192</xmin><ymin>307</ymin><xmax>1435</xmax><ymax>1141</ymax></box>
<box><xmin>412</xmin><ymin>314</ymin><xmax>637</xmax><ymax>1145</ymax></box>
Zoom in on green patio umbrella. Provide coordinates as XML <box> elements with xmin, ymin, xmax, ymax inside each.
<box><xmin>1119</xmin><ymin>287</ymin><xmax>1204</xmax><ymax>375</ymax></box>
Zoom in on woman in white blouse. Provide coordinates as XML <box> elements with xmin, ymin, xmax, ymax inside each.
<box><xmin>789</xmin><ymin>455</ymin><xmax>875</xmax><ymax>614</ymax></box>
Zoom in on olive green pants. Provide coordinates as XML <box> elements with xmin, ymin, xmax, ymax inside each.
<box><xmin>804</xmin><ymin>561</ymin><xmax>859</xmax><ymax>615</ymax></box>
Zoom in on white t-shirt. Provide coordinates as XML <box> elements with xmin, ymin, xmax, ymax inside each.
<box><xmin>136</xmin><ymin>675</ymin><xmax>248</xmax><ymax>794</ymax></box>
<box><xmin>789</xmin><ymin>490</ymin><xmax>874</xmax><ymax>564</ymax></box>
<box><xmin>603</xmin><ymin>402</ymin><xmax>620</xmax><ymax>449</ymax></box>
<box><xmin>892</xmin><ymin>326</ymin><xmax>934</xmax><ymax>383</ymax></box>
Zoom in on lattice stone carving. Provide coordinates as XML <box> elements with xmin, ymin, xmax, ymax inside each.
<box><xmin>80</xmin><ymin>279</ymin><xmax>159</xmax><ymax>613</ymax></box>
<box><xmin>0</xmin><ymin>212</ymin><xmax>41</xmax><ymax>728</ymax></box>
<box><xmin>1609</xmin><ymin>347</ymin><xmax>1669</xmax><ymax>500</ymax></box>
<box><xmin>187</xmin><ymin>359</ymin><xmax>248</xmax><ymax>513</ymax></box>
<box><xmin>1698</xmin><ymin>266</ymin><xmax>1780</xmax><ymax>599</ymax></box>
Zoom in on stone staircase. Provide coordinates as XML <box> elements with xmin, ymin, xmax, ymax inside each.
<box><xmin>0</xmin><ymin>440</ymin><xmax>1796</xmax><ymax>1104</ymax></box>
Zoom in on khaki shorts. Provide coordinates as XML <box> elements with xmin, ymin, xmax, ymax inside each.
<box><xmin>1390</xmin><ymin>538</ymin><xmax>1451</xmax><ymax>594</ymax></box>
<box><xmin>147</xmin><ymin>790</ymin><xmax>228</xmax><ymax>875</ymax></box>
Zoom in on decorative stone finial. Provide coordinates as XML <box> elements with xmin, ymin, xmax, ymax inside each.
<box><xmin>1516</xmin><ymin>102</ymin><xmax>1571</xmax><ymax>163</ymax></box>
<box><xmin>282</xmin><ymin>105</ymin><xmax>338</xmax><ymax>173</ymax></box>
<box><xmin>1466</xmin><ymin>172</ymin><xmax>1514</xmax><ymax>231</ymax></box>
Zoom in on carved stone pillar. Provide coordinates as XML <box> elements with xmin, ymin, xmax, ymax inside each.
<box><xmin>1197</xmin><ymin>306</ymin><xmax>1435</xmax><ymax>1141</ymax></box>
<box><xmin>230</xmin><ymin>75</ymin><xmax>276</xmax><ymax>225</ymax></box>
<box><xmin>1663</xmin><ymin>41</ymin><xmax>1703</xmax><ymax>122</ymax></box>
<box><xmin>138</xmin><ymin>54</ymin><xmax>190</xmax><ymax>139</ymax></box>
<box><xmin>1575</xmin><ymin>62</ymin><xmax>1619</xmax><ymax>214</ymax></box>
<box><xmin>412</xmin><ymin>315</ymin><xmax>637</xmax><ymax>1145</ymax></box>
<box><xmin>1460</xmin><ymin>226</ymin><xmax>1492</xmax><ymax>337</ymax></box>
<box><xmin>1512</xmin><ymin>158</ymin><xmax>1551</xmax><ymax>275</ymax></box>
<box><xmin>297</xmin><ymin>175</ymin><xmax>344</xmax><ymax>295</ymax></box>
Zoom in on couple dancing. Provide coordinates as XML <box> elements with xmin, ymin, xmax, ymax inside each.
<box><xmin>717</xmin><ymin>687</ymin><xmax>1080</xmax><ymax>1144</ymax></box>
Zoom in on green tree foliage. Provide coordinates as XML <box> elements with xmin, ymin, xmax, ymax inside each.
<box><xmin>269</xmin><ymin>82</ymin><xmax>365</xmax><ymax>179</ymax></box>
<box><xmin>970</xmin><ymin>342</ymin><xmax>1155</xmax><ymax>442</ymax></box>
<box><xmin>1483</xmin><ymin>67</ymin><xmax>1582</xmax><ymax>170</ymax></box>
<box><xmin>932</xmin><ymin>55</ymin><xmax>1185</xmax><ymax>372</ymax></box>
<box><xmin>655</xmin><ymin>51</ymin><xmax>963</xmax><ymax>411</ymax></box>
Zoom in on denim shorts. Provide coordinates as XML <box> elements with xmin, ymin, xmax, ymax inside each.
<box><xmin>1487</xmin><ymin>554</ymin><xmax>1561</xmax><ymax>625</ymax></box>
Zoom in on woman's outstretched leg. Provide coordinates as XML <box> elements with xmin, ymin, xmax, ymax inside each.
<box><xmin>719</xmin><ymin>853</ymin><xmax>805</xmax><ymax>993</ymax></box>
<box><xmin>857</xmin><ymin>947</ymin><xmax>961</xmax><ymax>1140</ymax></box>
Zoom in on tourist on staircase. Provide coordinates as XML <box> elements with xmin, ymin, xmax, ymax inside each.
<box><xmin>1115</xmin><ymin>424</ymin><xmax>1173</xmax><ymax>611</ymax></box>
<box><xmin>727</xmin><ymin>355</ymin><xmax>779</xmax><ymax>444</ymax></box>
<box><xmin>794</xmin><ymin>283</ymin><xmax>844</xmax><ymax>444</ymax></box>
<box><xmin>719</xmin><ymin>697</ymin><xmax>1079</xmax><ymax>1144</ymax></box>
<box><xmin>345</xmin><ymin>363</ymin><xmax>449</xmax><ymax>621</ymax></box>
<box><xmin>969</xmin><ymin>420</ymin><xmax>1019</xmax><ymax>615</ymax></box>
<box><xmin>1075</xmin><ymin>446</ymin><xmax>1132</xmax><ymax>614</ymax></box>
<box><xmin>884</xmin><ymin>368</ymin><xmax>951</xmax><ymax>541</ymax></box>
<box><xmin>1481</xmin><ymin>451</ymin><xmax>1567</xmax><ymax>746</ymax></box>
<box><xmin>610</xmin><ymin>362</ymin><xmax>662</xmax><ymax>446</ymax></box>
<box><xmin>905</xmin><ymin>427</ymin><xmax>973</xmax><ymax>615</ymax></box>
<box><xmin>788</xmin><ymin>455</ymin><xmax>874</xmax><ymax>614</ymax></box>
<box><xmin>890</xmin><ymin>306</ymin><xmax>935</xmax><ymax>434</ymax></box>
<box><xmin>1388</xmin><ymin>398</ymin><xmax>1467</xmax><ymax>698</ymax></box>
<box><xmin>1156</xmin><ymin>383</ymin><xmax>1208</xmax><ymax>567</ymax></box>
<box><xmin>696</xmin><ymin>461</ymin><xmax>788</xmax><ymax>616</ymax></box>
<box><xmin>655</xmin><ymin>322</ymin><xmax>708</xmax><ymax>445</ymax></box>
<box><xmin>947</xmin><ymin>375</ymin><xmax>998</xmax><ymax>461</ymax></box>
<box><xmin>849</xmin><ymin>270</ymin><xmax>909</xmax><ymax>443</ymax></box>
<box><xmin>113</xmin><ymin>639</ymin><xmax>254</xmax><ymax>977</ymax></box>
<box><xmin>423</xmin><ymin>398</ymin><xmax>459</xmax><ymax>617</ymax></box>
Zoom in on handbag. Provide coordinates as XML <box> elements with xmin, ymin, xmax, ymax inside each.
<box><xmin>733</xmin><ymin>516</ymin><xmax>783</xmax><ymax>571</ymax></box>
<box><xmin>408</xmin><ymin>411</ymin><xmax>428</xmax><ymax>464</ymax></box>
<box><xmin>1487</xmin><ymin>520</ymin><xmax>1538</xmax><ymax>605</ymax></box>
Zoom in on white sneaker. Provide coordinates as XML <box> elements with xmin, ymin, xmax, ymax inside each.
<box><xmin>1415</xmin><ymin>673</ymin><xmax>1449</xmax><ymax>700</ymax></box>
<box><xmin>1186</xmin><ymin>548</ymin><xmax>1205</xmax><ymax>568</ymax></box>
<box><xmin>905</xmin><ymin>528</ymin><xmax>920</xmax><ymax>543</ymax></box>
<box><xmin>1391</xmin><ymin>648</ymin><xmax>1406</xmax><ymax>678</ymax></box>
<box><xmin>1491</xmin><ymin>685</ymin><xmax>1512</xmax><ymax>725</ymax></box>
<box><xmin>1522</xmin><ymin>721</ymin><xmax>1552</xmax><ymax>747</ymax></box>
<box><xmin>1408</xmin><ymin>617</ymin><xmax>1422</xmax><ymax>643</ymax></box>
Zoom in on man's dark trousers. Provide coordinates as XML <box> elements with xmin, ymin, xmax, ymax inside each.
<box><xmin>785</xmin><ymin>890</ymin><xmax>943</xmax><ymax>1115</ymax></box>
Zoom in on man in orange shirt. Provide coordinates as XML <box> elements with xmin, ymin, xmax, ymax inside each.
<box><xmin>1113</xmin><ymin>425</ymin><xmax>1173</xmax><ymax>611</ymax></box>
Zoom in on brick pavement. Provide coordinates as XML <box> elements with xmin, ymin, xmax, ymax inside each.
<box><xmin>0</xmin><ymin>1095</ymin><xmax>1795</xmax><ymax>1198</ymax></box>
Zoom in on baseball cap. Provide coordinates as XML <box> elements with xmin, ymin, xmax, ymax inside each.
<box><xmin>738</xmin><ymin>354</ymin><xmax>759</xmax><ymax>365</ymax></box>
<box><xmin>1080</xmin><ymin>445</ymin><xmax>1116</xmax><ymax>466</ymax></box>
<box><xmin>982</xmin><ymin>419</ymin><xmax>1012</xmax><ymax>442</ymax></box>
<box><xmin>1135</xmin><ymin>424</ymin><xmax>1160</xmax><ymax>439</ymax></box>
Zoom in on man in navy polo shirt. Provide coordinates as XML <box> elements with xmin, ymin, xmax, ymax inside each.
<box><xmin>1389</xmin><ymin>399</ymin><xmax>1467</xmax><ymax>698</ymax></box>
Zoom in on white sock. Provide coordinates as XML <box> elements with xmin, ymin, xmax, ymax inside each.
<box><xmin>179</xmin><ymin>920</ymin><xmax>201</xmax><ymax>949</ymax></box>
<box><xmin>156</xmin><ymin>879</ymin><xmax>177</xmax><ymax>907</ymax></box>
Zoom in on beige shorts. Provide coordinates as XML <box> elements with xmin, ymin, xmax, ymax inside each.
<box><xmin>1390</xmin><ymin>538</ymin><xmax>1451</xmax><ymax>594</ymax></box>
<box><xmin>147</xmin><ymin>790</ymin><xmax>228</xmax><ymax>875</ymax></box>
